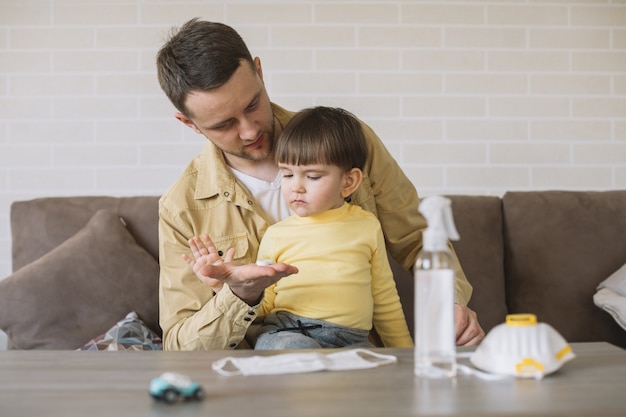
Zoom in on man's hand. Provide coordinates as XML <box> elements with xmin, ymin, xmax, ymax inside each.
<box><xmin>182</xmin><ymin>235</ymin><xmax>298</xmax><ymax>305</ymax></box>
<box><xmin>454</xmin><ymin>303</ymin><xmax>485</xmax><ymax>346</ymax></box>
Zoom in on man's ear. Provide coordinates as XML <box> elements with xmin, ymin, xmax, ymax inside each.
<box><xmin>175</xmin><ymin>112</ymin><xmax>202</xmax><ymax>134</ymax></box>
<box><xmin>341</xmin><ymin>168</ymin><xmax>363</xmax><ymax>199</ymax></box>
<box><xmin>253</xmin><ymin>57</ymin><xmax>264</xmax><ymax>80</ymax></box>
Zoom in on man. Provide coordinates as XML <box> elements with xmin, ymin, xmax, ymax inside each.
<box><xmin>156</xmin><ymin>18</ymin><xmax>484</xmax><ymax>350</ymax></box>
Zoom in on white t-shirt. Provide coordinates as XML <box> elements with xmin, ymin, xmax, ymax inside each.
<box><xmin>230</xmin><ymin>168</ymin><xmax>292</xmax><ymax>224</ymax></box>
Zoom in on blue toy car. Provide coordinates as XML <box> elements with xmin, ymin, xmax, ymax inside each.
<box><xmin>149</xmin><ymin>372</ymin><xmax>205</xmax><ymax>404</ymax></box>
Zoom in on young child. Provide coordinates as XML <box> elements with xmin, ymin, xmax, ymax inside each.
<box><xmin>251</xmin><ymin>106</ymin><xmax>413</xmax><ymax>349</ymax></box>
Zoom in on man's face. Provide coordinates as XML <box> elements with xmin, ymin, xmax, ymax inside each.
<box><xmin>176</xmin><ymin>59</ymin><xmax>275</xmax><ymax>165</ymax></box>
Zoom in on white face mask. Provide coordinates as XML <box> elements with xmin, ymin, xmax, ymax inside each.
<box><xmin>212</xmin><ymin>349</ymin><xmax>397</xmax><ymax>377</ymax></box>
<box><xmin>469</xmin><ymin>314</ymin><xmax>576</xmax><ymax>380</ymax></box>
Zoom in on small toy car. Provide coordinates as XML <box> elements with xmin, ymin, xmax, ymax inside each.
<box><xmin>149</xmin><ymin>372</ymin><xmax>205</xmax><ymax>404</ymax></box>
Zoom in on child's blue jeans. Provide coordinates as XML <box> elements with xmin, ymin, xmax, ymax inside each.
<box><xmin>253</xmin><ymin>311</ymin><xmax>374</xmax><ymax>350</ymax></box>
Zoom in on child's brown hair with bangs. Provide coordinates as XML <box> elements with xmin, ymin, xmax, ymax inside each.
<box><xmin>274</xmin><ymin>106</ymin><xmax>368</xmax><ymax>172</ymax></box>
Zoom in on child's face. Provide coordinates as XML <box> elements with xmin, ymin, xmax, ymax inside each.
<box><xmin>278</xmin><ymin>162</ymin><xmax>349</xmax><ymax>217</ymax></box>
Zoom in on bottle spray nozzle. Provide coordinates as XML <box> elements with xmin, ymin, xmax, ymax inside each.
<box><xmin>419</xmin><ymin>196</ymin><xmax>459</xmax><ymax>251</ymax></box>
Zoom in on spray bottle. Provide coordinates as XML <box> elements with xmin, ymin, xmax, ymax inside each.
<box><xmin>414</xmin><ymin>195</ymin><xmax>460</xmax><ymax>378</ymax></box>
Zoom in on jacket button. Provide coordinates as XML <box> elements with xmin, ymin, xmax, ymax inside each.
<box><xmin>244</xmin><ymin>317</ymin><xmax>252</xmax><ymax>322</ymax></box>
<box><xmin>229</xmin><ymin>342</ymin><xmax>237</xmax><ymax>348</ymax></box>
<box><xmin>247</xmin><ymin>200</ymin><xmax>253</xmax><ymax>205</ymax></box>
<box><xmin>218</xmin><ymin>250</ymin><xmax>223</xmax><ymax>256</ymax></box>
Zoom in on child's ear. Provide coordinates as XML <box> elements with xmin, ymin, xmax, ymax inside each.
<box><xmin>341</xmin><ymin>168</ymin><xmax>363</xmax><ymax>198</ymax></box>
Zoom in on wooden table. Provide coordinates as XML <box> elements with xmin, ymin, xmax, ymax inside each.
<box><xmin>0</xmin><ymin>342</ymin><xmax>625</xmax><ymax>417</ymax></box>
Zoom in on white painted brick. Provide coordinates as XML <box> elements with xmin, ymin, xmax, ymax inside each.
<box><xmin>530</xmin><ymin>74</ymin><xmax>611</xmax><ymax>95</ymax></box>
<box><xmin>489</xmin><ymin>97</ymin><xmax>570</xmax><ymax>118</ymax></box>
<box><xmin>404</xmin><ymin>97</ymin><xmax>486</xmax><ymax>118</ymax></box>
<box><xmin>360</xmin><ymin>73</ymin><xmax>442</xmax><ymax>95</ymax></box>
<box><xmin>316</xmin><ymin>50</ymin><xmax>399</xmax><ymax>71</ymax></box>
<box><xmin>0</xmin><ymin>51</ymin><xmax>50</xmax><ymax>72</ymax></box>
<box><xmin>530</xmin><ymin>29</ymin><xmax>610</xmax><ymax>49</ymax></box>
<box><xmin>54</xmin><ymin>4</ymin><xmax>138</xmax><ymax>25</ymax></box>
<box><xmin>487</xmin><ymin>5</ymin><xmax>568</xmax><ymax>26</ymax></box>
<box><xmin>97</xmin><ymin>73</ymin><xmax>163</xmax><ymax>95</ymax></box>
<box><xmin>53</xmin><ymin>50</ymin><xmax>139</xmax><ymax>72</ymax></box>
<box><xmin>366</xmin><ymin>119</ymin><xmax>443</xmax><ymax>142</ymax></box>
<box><xmin>447</xmin><ymin>120</ymin><xmax>528</xmax><ymax>140</ymax></box>
<box><xmin>447</xmin><ymin>167</ymin><xmax>530</xmax><ymax>188</ymax></box>
<box><xmin>614</xmin><ymin>29</ymin><xmax>626</xmax><ymax>49</ymax></box>
<box><xmin>2</xmin><ymin>145</ymin><xmax>49</xmax><ymax>167</ymax></box>
<box><xmin>446</xmin><ymin>74</ymin><xmax>527</xmax><ymax>95</ymax></box>
<box><xmin>271</xmin><ymin>26</ymin><xmax>355</xmax><ymax>48</ymax></box>
<box><xmin>358</xmin><ymin>27</ymin><xmax>441</xmax><ymax>48</ymax></box>
<box><xmin>8</xmin><ymin>121</ymin><xmax>94</xmax><ymax>144</ymax></box>
<box><xmin>616</xmin><ymin>121</ymin><xmax>626</xmax><ymax>140</ymax></box>
<box><xmin>228</xmin><ymin>4</ymin><xmax>311</xmax><ymax>24</ymax></box>
<box><xmin>140</xmin><ymin>97</ymin><xmax>180</xmax><ymax>119</ymax></box>
<box><xmin>140</xmin><ymin>144</ymin><xmax>205</xmax><ymax>166</ymax></box>
<box><xmin>573</xmin><ymin>52</ymin><xmax>626</xmax><ymax>72</ymax></box>
<box><xmin>445</xmin><ymin>28</ymin><xmax>526</xmax><ymax>48</ymax></box>
<box><xmin>0</xmin><ymin>29</ymin><xmax>7</xmax><ymax>49</ymax></box>
<box><xmin>0</xmin><ymin>122</ymin><xmax>7</xmax><ymax>141</ymax></box>
<box><xmin>96</xmin><ymin>27</ymin><xmax>168</xmax><ymax>49</ymax></box>
<box><xmin>402</xmin><ymin>166</ymin><xmax>445</xmax><ymax>189</ymax></box>
<box><xmin>234</xmin><ymin>26</ymin><xmax>270</xmax><ymax>50</ymax></box>
<box><xmin>313</xmin><ymin>96</ymin><xmax>400</xmax><ymax>118</ymax></box>
<box><xmin>573</xmin><ymin>98</ymin><xmax>626</xmax><ymax>118</ymax></box>
<box><xmin>256</xmin><ymin>49</ymin><xmax>313</xmax><ymax>72</ymax></box>
<box><xmin>401</xmin><ymin>4</ymin><xmax>484</xmax><ymax>25</ymax></box>
<box><xmin>574</xmin><ymin>144</ymin><xmax>626</xmax><ymax>164</ymax></box>
<box><xmin>316</xmin><ymin>3</ymin><xmax>398</xmax><ymax>24</ymax></box>
<box><xmin>270</xmin><ymin>72</ymin><xmax>356</xmax><ymax>95</ymax></box>
<box><xmin>616</xmin><ymin>167</ymin><xmax>626</xmax><ymax>187</ymax></box>
<box><xmin>11</xmin><ymin>75</ymin><xmax>94</xmax><ymax>96</ymax></box>
<box><xmin>52</xmin><ymin>97</ymin><xmax>138</xmax><ymax>119</ymax></box>
<box><xmin>531</xmin><ymin>120</ymin><xmax>613</xmax><ymax>140</ymax></box>
<box><xmin>615</xmin><ymin>76</ymin><xmax>626</xmax><ymax>95</ymax></box>
<box><xmin>53</xmin><ymin>145</ymin><xmax>138</xmax><ymax>166</ymax></box>
<box><xmin>0</xmin><ymin>98</ymin><xmax>50</xmax><ymax>120</ymax></box>
<box><xmin>10</xmin><ymin>28</ymin><xmax>95</xmax><ymax>49</ymax></box>
<box><xmin>532</xmin><ymin>167</ymin><xmax>613</xmax><ymax>189</ymax></box>
<box><xmin>404</xmin><ymin>50</ymin><xmax>485</xmax><ymax>72</ymax></box>
<box><xmin>140</xmin><ymin>5</ymin><xmax>225</xmax><ymax>25</ymax></box>
<box><xmin>9</xmin><ymin>168</ymin><xmax>94</xmax><ymax>192</ymax></box>
<box><xmin>95</xmin><ymin>167</ymin><xmax>181</xmax><ymax>192</ymax></box>
<box><xmin>96</xmin><ymin>120</ymin><xmax>182</xmax><ymax>143</ymax></box>
<box><xmin>0</xmin><ymin>3</ymin><xmax>50</xmax><ymax>25</ymax></box>
<box><xmin>403</xmin><ymin>143</ymin><xmax>487</xmax><ymax>164</ymax></box>
<box><xmin>571</xmin><ymin>5</ymin><xmax>626</xmax><ymax>27</ymax></box>
<box><xmin>489</xmin><ymin>51</ymin><xmax>569</xmax><ymax>71</ymax></box>
<box><xmin>490</xmin><ymin>143</ymin><xmax>571</xmax><ymax>164</ymax></box>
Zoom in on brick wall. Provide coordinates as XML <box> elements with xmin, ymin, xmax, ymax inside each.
<box><xmin>0</xmin><ymin>1</ymin><xmax>624</xmax><ymax>295</ymax></box>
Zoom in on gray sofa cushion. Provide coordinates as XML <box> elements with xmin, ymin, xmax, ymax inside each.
<box><xmin>11</xmin><ymin>196</ymin><xmax>160</xmax><ymax>271</ymax></box>
<box><xmin>449</xmin><ymin>195</ymin><xmax>508</xmax><ymax>334</ymax></box>
<box><xmin>503</xmin><ymin>191</ymin><xmax>626</xmax><ymax>348</ymax></box>
<box><xmin>0</xmin><ymin>210</ymin><xmax>160</xmax><ymax>349</ymax></box>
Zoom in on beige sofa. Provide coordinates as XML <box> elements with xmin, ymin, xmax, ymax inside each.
<box><xmin>1</xmin><ymin>191</ymin><xmax>625</xmax><ymax>350</ymax></box>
